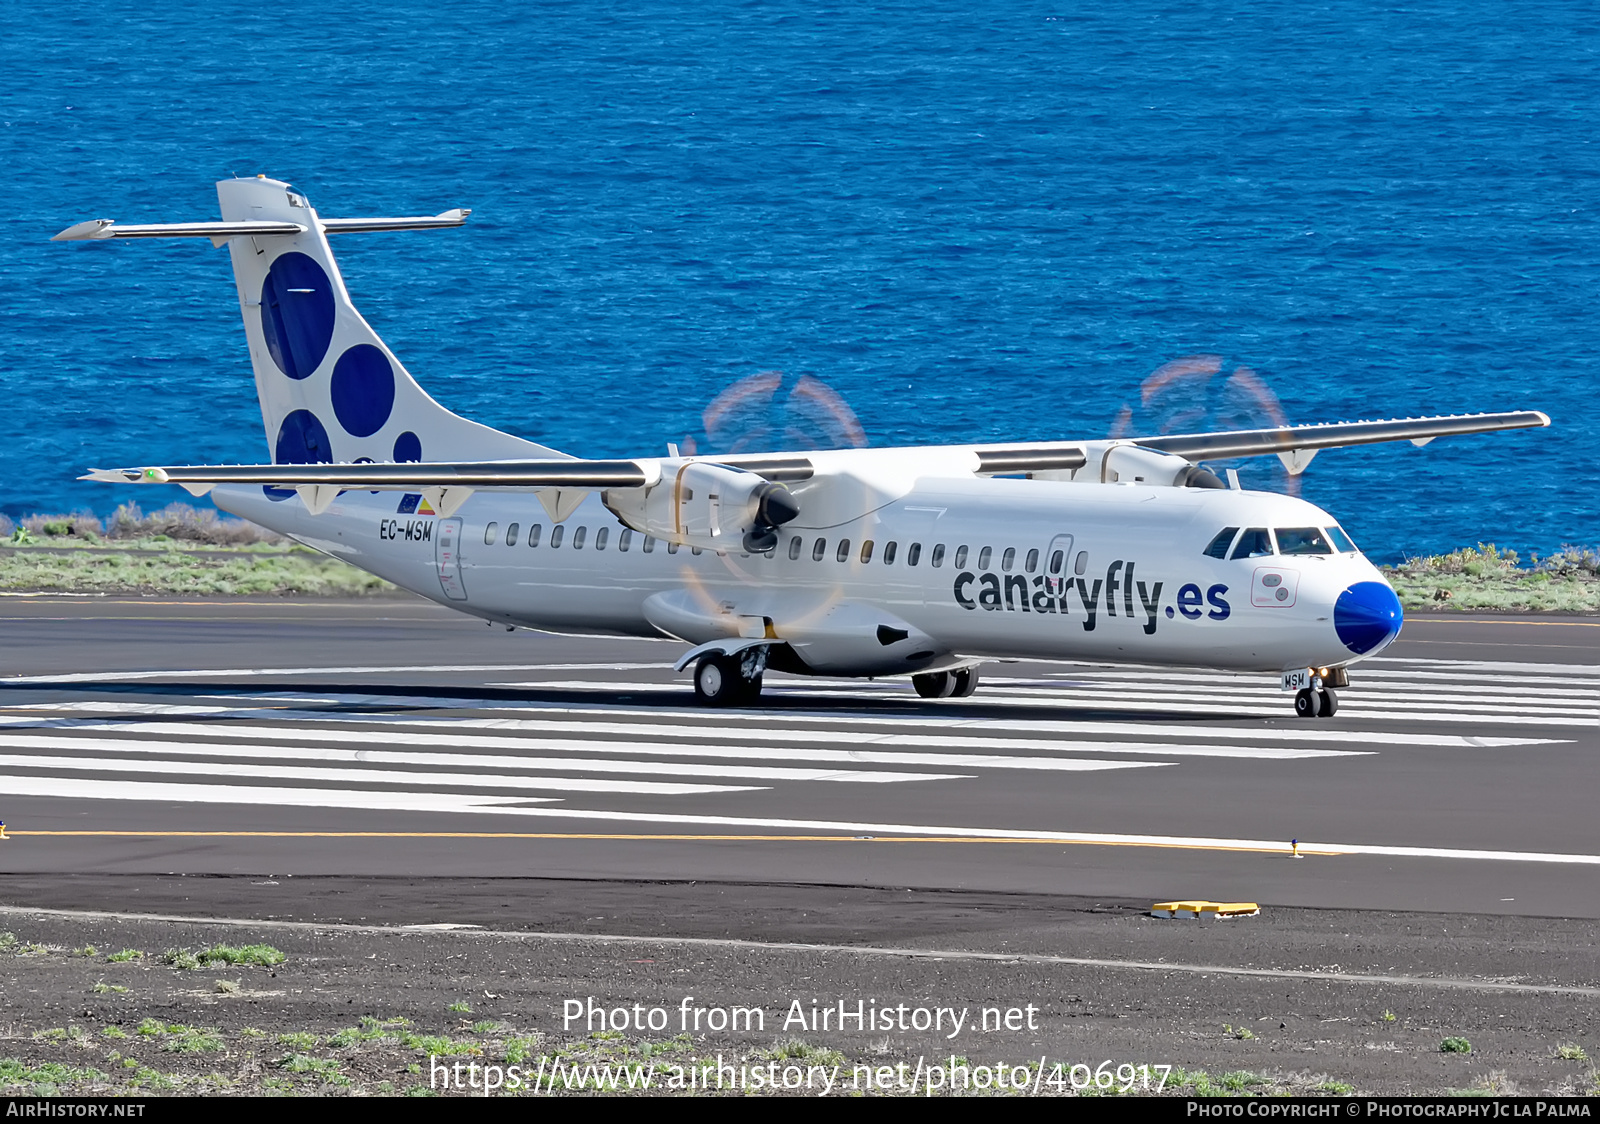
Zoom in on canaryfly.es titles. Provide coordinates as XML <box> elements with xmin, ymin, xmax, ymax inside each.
<box><xmin>563</xmin><ymin>996</ymin><xmax>1040</xmax><ymax>1040</ymax></box>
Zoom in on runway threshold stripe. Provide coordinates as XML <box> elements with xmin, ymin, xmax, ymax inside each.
<box><xmin>38</xmin><ymin>719</ymin><xmax>1362</xmax><ymax>762</ymax></box>
<box><xmin>0</xmin><ymin>732</ymin><xmax>1164</xmax><ymax>774</ymax></box>
<box><xmin>4</xmin><ymin>905</ymin><xmax>1594</xmax><ymax>998</ymax></box>
<box><xmin>0</xmin><ymin>756</ymin><xmax>762</xmax><ymax>796</ymax></box>
<box><xmin>1</xmin><ymin>698</ymin><xmax>1564</xmax><ymax>749</ymax></box>
<box><xmin>8</xmin><ymin>789</ymin><xmax>1600</xmax><ymax>865</ymax></box>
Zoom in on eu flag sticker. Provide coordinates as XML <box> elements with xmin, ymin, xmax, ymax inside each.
<box><xmin>397</xmin><ymin>493</ymin><xmax>421</xmax><ymax>515</ymax></box>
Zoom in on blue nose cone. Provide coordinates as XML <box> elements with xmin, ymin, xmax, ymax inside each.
<box><xmin>1334</xmin><ymin>581</ymin><xmax>1404</xmax><ymax>655</ymax></box>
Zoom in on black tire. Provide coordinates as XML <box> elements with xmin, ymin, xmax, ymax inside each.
<box><xmin>1294</xmin><ymin>688</ymin><xmax>1316</xmax><ymax>718</ymax></box>
<box><xmin>1317</xmin><ymin>688</ymin><xmax>1338</xmax><ymax>718</ymax></box>
<box><xmin>913</xmin><ymin>672</ymin><xmax>953</xmax><ymax>698</ymax></box>
<box><xmin>950</xmin><ymin>668</ymin><xmax>978</xmax><ymax>697</ymax></box>
<box><xmin>694</xmin><ymin>654</ymin><xmax>744</xmax><ymax>706</ymax></box>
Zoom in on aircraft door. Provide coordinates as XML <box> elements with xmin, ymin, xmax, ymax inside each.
<box><xmin>1045</xmin><ymin>534</ymin><xmax>1075</xmax><ymax>597</ymax></box>
<box><xmin>435</xmin><ymin>518</ymin><xmax>468</xmax><ymax>601</ymax></box>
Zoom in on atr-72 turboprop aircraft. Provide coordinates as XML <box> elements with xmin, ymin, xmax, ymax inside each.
<box><xmin>58</xmin><ymin>177</ymin><xmax>1549</xmax><ymax>716</ymax></box>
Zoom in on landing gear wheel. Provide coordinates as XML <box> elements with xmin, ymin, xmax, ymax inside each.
<box><xmin>695</xmin><ymin>654</ymin><xmax>745</xmax><ymax>707</ymax></box>
<box><xmin>1294</xmin><ymin>688</ymin><xmax>1316</xmax><ymax>718</ymax></box>
<box><xmin>1316</xmin><ymin>688</ymin><xmax>1338</xmax><ymax>718</ymax></box>
<box><xmin>950</xmin><ymin>668</ymin><xmax>978</xmax><ymax>697</ymax></box>
<box><xmin>913</xmin><ymin>671</ymin><xmax>956</xmax><ymax>698</ymax></box>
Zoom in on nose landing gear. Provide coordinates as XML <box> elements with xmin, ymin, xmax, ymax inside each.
<box><xmin>1293</xmin><ymin>687</ymin><xmax>1339</xmax><ymax>718</ymax></box>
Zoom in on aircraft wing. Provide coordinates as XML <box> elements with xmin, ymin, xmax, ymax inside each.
<box><xmin>964</xmin><ymin>410</ymin><xmax>1550</xmax><ymax>476</ymax></box>
<box><xmin>83</xmin><ymin>409</ymin><xmax>1549</xmax><ymax>511</ymax></box>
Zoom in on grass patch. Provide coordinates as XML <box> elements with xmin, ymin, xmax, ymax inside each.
<box><xmin>1223</xmin><ymin>1023</ymin><xmax>1257</xmax><ymax>1041</ymax></box>
<box><xmin>106</xmin><ymin>949</ymin><xmax>143</xmax><ymax>962</ymax></box>
<box><xmin>1384</xmin><ymin>544</ymin><xmax>1600</xmax><ymax>612</ymax></box>
<box><xmin>277</xmin><ymin>1032</ymin><xmax>321</xmax><ymax>1049</ymax></box>
<box><xmin>760</xmin><ymin>1038</ymin><xmax>848</xmax><ymax>1067</ymax></box>
<box><xmin>1440</xmin><ymin>1037</ymin><xmax>1473</xmax><ymax>1054</ymax></box>
<box><xmin>0</xmin><ymin>1058</ymin><xmax>110</xmax><ymax>1092</ymax></box>
<box><xmin>447</xmin><ymin>1000</ymin><xmax>473</xmax><ymax>1013</ymax></box>
<box><xmin>163</xmin><ymin>1028</ymin><xmax>226</xmax><ymax>1054</ymax></box>
<box><xmin>215</xmin><ymin>979</ymin><xmax>241</xmax><ymax>994</ymax></box>
<box><xmin>1555</xmin><ymin>1044</ymin><xmax>1589</xmax><ymax>1061</ymax></box>
<box><xmin>91</xmin><ymin>982</ymin><xmax>129</xmax><ymax>994</ymax></box>
<box><xmin>164</xmin><ymin>943</ymin><xmax>285</xmax><ymax>970</ymax></box>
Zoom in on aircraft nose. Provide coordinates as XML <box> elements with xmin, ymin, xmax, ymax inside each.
<box><xmin>1334</xmin><ymin>581</ymin><xmax>1404</xmax><ymax>655</ymax></box>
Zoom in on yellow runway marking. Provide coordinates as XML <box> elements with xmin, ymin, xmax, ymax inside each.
<box><xmin>6</xmin><ymin>830</ymin><xmax>1336</xmax><ymax>855</ymax></box>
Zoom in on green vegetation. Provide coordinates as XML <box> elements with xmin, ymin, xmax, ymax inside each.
<box><xmin>1440</xmin><ymin>1037</ymin><xmax>1473</xmax><ymax>1054</ymax></box>
<box><xmin>1555</xmin><ymin>1044</ymin><xmax>1589</xmax><ymax>1061</ymax></box>
<box><xmin>91</xmin><ymin>982</ymin><xmax>129</xmax><ymax>994</ymax></box>
<box><xmin>0</xmin><ymin>503</ymin><xmax>396</xmax><ymax>596</ymax></box>
<box><xmin>1384</xmin><ymin>544</ymin><xmax>1600</xmax><ymax>612</ymax></box>
<box><xmin>1223</xmin><ymin>1023</ymin><xmax>1257</xmax><ymax>1041</ymax></box>
<box><xmin>106</xmin><ymin>949</ymin><xmax>143</xmax><ymax>962</ymax></box>
<box><xmin>163</xmin><ymin>1028</ymin><xmax>226</xmax><ymax>1055</ymax></box>
<box><xmin>163</xmin><ymin>943</ymin><xmax>286</xmax><ymax>970</ymax></box>
<box><xmin>447</xmin><ymin>1000</ymin><xmax>473</xmax><ymax>1013</ymax></box>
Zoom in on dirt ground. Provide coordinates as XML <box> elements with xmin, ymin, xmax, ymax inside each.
<box><xmin>0</xmin><ymin>877</ymin><xmax>1596</xmax><ymax>1097</ymax></box>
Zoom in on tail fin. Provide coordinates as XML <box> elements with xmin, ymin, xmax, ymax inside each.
<box><xmin>213</xmin><ymin>176</ymin><xmax>566</xmax><ymax>466</ymax></box>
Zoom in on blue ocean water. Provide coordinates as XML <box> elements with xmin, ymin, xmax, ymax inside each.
<box><xmin>2</xmin><ymin>1</ymin><xmax>1595</xmax><ymax>563</ymax></box>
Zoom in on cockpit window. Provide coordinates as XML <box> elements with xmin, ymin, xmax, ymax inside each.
<box><xmin>1327</xmin><ymin>525</ymin><xmax>1358</xmax><ymax>553</ymax></box>
<box><xmin>1230</xmin><ymin>527</ymin><xmax>1274</xmax><ymax>559</ymax></box>
<box><xmin>1276</xmin><ymin>527</ymin><xmax>1333</xmax><ymax>556</ymax></box>
<box><xmin>1203</xmin><ymin>527</ymin><xmax>1240</xmax><ymax>559</ymax></box>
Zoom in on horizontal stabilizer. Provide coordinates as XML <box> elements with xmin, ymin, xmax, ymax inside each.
<box><xmin>52</xmin><ymin>219</ymin><xmax>307</xmax><ymax>241</ymax></box>
<box><xmin>52</xmin><ymin>211</ymin><xmax>469</xmax><ymax>243</ymax></box>
<box><xmin>82</xmin><ymin>459</ymin><xmax>658</xmax><ymax>491</ymax></box>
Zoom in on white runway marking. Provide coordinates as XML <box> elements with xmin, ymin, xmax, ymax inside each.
<box><xmin>0</xmin><ymin>730</ymin><xmax>1166</xmax><ymax>775</ymax></box>
<box><xmin>0</xmin><ymin>752</ymin><xmax>761</xmax><ymax>796</ymax></box>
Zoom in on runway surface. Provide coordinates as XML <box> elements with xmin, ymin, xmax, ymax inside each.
<box><xmin>0</xmin><ymin>596</ymin><xmax>1595</xmax><ymax>917</ymax></box>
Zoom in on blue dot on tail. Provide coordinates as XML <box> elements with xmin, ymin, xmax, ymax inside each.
<box><xmin>330</xmin><ymin>345</ymin><xmax>396</xmax><ymax>437</ymax></box>
<box><xmin>1165</xmin><ymin>605</ymin><xmax>1174</xmax><ymax>618</ymax></box>
<box><xmin>265</xmin><ymin>409</ymin><xmax>334</xmax><ymax>501</ymax></box>
<box><xmin>393</xmin><ymin>431</ymin><xmax>422</xmax><ymax>462</ymax></box>
<box><xmin>260</xmin><ymin>252</ymin><xmax>335</xmax><ymax>380</ymax></box>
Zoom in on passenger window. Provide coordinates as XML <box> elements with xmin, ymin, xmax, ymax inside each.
<box><xmin>1025</xmin><ymin>548</ymin><xmax>1039</xmax><ymax>573</ymax></box>
<box><xmin>1048</xmin><ymin>550</ymin><xmax>1063</xmax><ymax>575</ymax></box>
<box><xmin>618</xmin><ymin>528</ymin><xmax>631</xmax><ymax>551</ymax></box>
<box><xmin>789</xmin><ymin>537</ymin><xmax>803</xmax><ymax>561</ymax></box>
<box><xmin>883</xmin><ymin>542</ymin><xmax>898</xmax><ymax>565</ymax></box>
<box><xmin>550</xmin><ymin>525</ymin><xmax>565</xmax><ymax>548</ymax></box>
<box><xmin>931</xmin><ymin>544</ymin><xmax>945</xmax><ymax>568</ymax></box>
<box><xmin>907</xmin><ymin>543</ymin><xmax>921</xmax><ymax>566</ymax></box>
<box><xmin>595</xmin><ymin>527</ymin><xmax>609</xmax><ymax>551</ymax></box>
<box><xmin>1203</xmin><ymin>527</ymin><xmax>1240</xmax><ymax>559</ymax></box>
<box><xmin>572</xmin><ymin>526</ymin><xmax>587</xmax><ymax>550</ymax></box>
<box><xmin>954</xmin><ymin>545</ymin><xmax>968</xmax><ymax>569</ymax></box>
<box><xmin>813</xmin><ymin>538</ymin><xmax>826</xmax><ymax>561</ymax></box>
<box><xmin>859</xmin><ymin>540</ymin><xmax>874</xmax><ymax>564</ymax></box>
<box><xmin>528</xmin><ymin>524</ymin><xmax>542</xmax><ymax>547</ymax></box>
<box><xmin>1276</xmin><ymin>527</ymin><xmax>1332</xmax><ymax>556</ymax></box>
<box><xmin>1230</xmin><ymin>528</ymin><xmax>1274</xmax><ymax>559</ymax></box>
<box><xmin>484</xmin><ymin>522</ymin><xmax>498</xmax><ymax>546</ymax></box>
<box><xmin>977</xmin><ymin>546</ymin><xmax>992</xmax><ymax>570</ymax></box>
<box><xmin>1327</xmin><ymin>526</ymin><xmax>1358</xmax><ymax>553</ymax></box>
<box><xmin>836</xmin><ymin>539</ymin><xmax>851</xmax><ymax>563</ymax></box>
<box><xmin>1001</xmin><ymin>547</ymin><xmax>1014</xmax><ymax>572</ymax></box>
<box><xmin>505</xmin><ymin>522</ymin><xmax>519</xmax><ymax>546</ymax></box>
<box><xmin>1074</xmin><ymin>551</ymin><xmax>1088</xmax><ymax>575</ymax></box>
<box><xmin>667</xmin><ymin>541</ymin><xmax>680</xmax><ymax>554</ymax></box>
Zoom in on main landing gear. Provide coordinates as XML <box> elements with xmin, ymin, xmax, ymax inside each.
<box><xmin>693</xmin><ymin>649</ymin><xmax>766</xmax><ymax>707</ymax></box>
<box><xmin>1293</xmin><ymin>686</ymin><xmax>1339</xmax><ymax>718</ymax></box>
<box><xmin>912</xmin><ymin>668</ymin><xmax>979</xmax><ymax>699</ymax></box>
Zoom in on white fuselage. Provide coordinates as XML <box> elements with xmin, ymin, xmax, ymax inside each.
<box><xmin>217</xmin><ymin>474</ymin><xmax>1397</xmax><ymax>678</ymax></box>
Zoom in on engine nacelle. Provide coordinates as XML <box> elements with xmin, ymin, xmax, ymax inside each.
<box><xmin>603</xmin><ymin>460</ymin><xmax>800</xmax><ymax>553</ymax></box>
<box><xmin>1035</xmin><ymin>442</ymin><xmax>1224</xmax><ymax>488</ymax></box>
